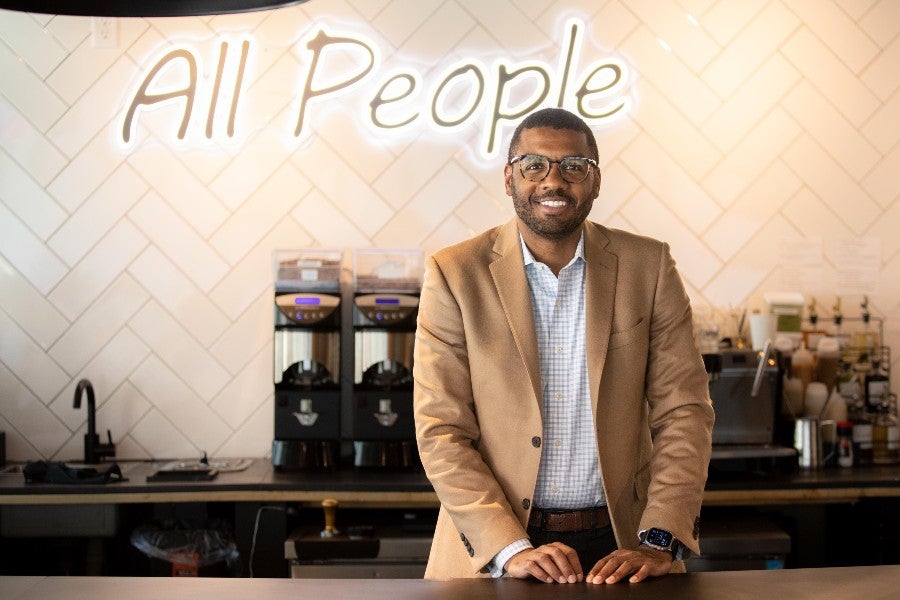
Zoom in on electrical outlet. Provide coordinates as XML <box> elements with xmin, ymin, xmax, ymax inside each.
<box><xmin>91</xmin><ymin>17</ymin><xmax>117</xmax><ymax>49</ymax></box>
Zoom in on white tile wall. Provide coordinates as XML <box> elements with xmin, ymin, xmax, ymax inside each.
<box><xmin>0</xmin><ymin>101</ymin><xmax>67</xmax><ymax>185</ymax></box>
<box><xmin>209</xmin><ymin>160</ymin><xmax>312</xmax><ymax>263</ymax></box>
<box><xmin>1</xmin><ymin>1</ymin><xmax>898</xmax><ymax>462</ymax></box>
<box><xmin>858</xmin><ymin>0</ymin><xmax>900</xmax><ymax>46</ymax></box>
<box><xmin>782</xmin><ymin>81</ymin><xmax>880</xmax><ymax>180</ymax></box>
<box><xmin>704</xmin><ymin>3</ymin><xmax>800</xmax><ymax>99</ymax></box>
<box><xmin>0</xmin><ymin>202</ymin><xmax>69</xmax><ymax>294</ymax></box>
<box><xmin>47</xmin><ymin>220</ymin><xmax>148</xmax><ymax>321</ymax></box>
<box><xmin>782</xmin><ymin>27</ymin><xmax>880</xmax><ymax>127</ymax></box>
<box><xmin>783</xmin><ymin>0</ymin><xmax>879</xmax><ymax>72</ymax></box>
<box><xmin>48</xmin><ymin>164</ymin><xmax>147</xmax><ymax>267</ymax></box>
<box><xmin>0</xmin><ymin>256</ymin><xmax>68</xmax><ymax>350</ymax></box>
<box><xmin>47</xmin><ymin>131</ymin><xmax>127</xmax><ymax>212</ymax></box>
<box><xmin>624</xmin><ymin>0</ymin><xmax>721</xmax><ymax>71</ymax></box>
<box><xmin>0</xmin><ymin>147</ymin><xmax>67</xmax><ymax>240</ymax></box>
<box><xmin>129</xmin><ymin>192</ymin><xmax>229</xmax><ymax>291</ymax></box>
<box><xmin>0</xmin><ymin>39</ymin><xmax>67</xmax><ymax>131</ymax></box>
<box><xmin>621</xmin><ymin>27</ymin><xmax>719</xmax><ymax>125</ymax></box>
<box><xmin>47</xmin><ymin>274</ymin><xmax>150</xmax><ymax>376</ymax></box>
<box><xmin>704</xmin><ymin>108</ymin><xmax>802</xmax><ymax>207</ymax></box>
<box><xmin>702</xmin><ymin>54</ymin><xmax>800</xmax><ymax>155</ymax></box>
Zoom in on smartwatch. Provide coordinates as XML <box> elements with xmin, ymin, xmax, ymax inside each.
<box><xmin>638</xmin><ymin>528</ymin><xmax>686</xmax><ymax>561</ymax></box>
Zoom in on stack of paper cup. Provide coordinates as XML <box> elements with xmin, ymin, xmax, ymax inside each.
<box><xmin>749</xmin><ymin>313</ymin><xmax>777</xmax><ymax>351</ymax></box>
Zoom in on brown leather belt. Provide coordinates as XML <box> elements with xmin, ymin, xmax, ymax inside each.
<box><xmin>527</xmin><ymin>506</ymin><xmax>610</xmax><ymax>532</ymax></box>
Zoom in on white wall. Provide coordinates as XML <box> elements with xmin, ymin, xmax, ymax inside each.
<box><xmin>1</xmin><ymin>0</ymin><xmax>898</xmax><ymax>461</ymax></box>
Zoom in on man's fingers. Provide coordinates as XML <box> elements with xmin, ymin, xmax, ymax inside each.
<box><xmin>506</xmin><ymin>543</ymin><xmax>582</xmax><ymax>583</ymax></box>
<box><xmin>586</xmin><ymin>547</ymin><xmax>673</xmax><ymax>584</ymax></box>
<box><xmin>628</xmin><ymin>564</ymin><xmax>652</xmax><ymax>583</ymax></box>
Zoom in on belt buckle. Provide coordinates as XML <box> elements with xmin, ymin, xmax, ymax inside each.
<box><xmin>538</xmin><ymin>508</ymin><xmax>557</xmax><ymax>531</ymax></box>
<box><xmin>540</xmin><ymin>509</ymin><xmax>552</xmax><ymax>530</ymax></box>
<box><xmin>552</xmin><ymin>510</ymin><xmax>569</xmax><ymax>531</ymax></box>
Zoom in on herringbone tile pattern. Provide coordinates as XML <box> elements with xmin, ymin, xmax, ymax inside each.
<box><xmin>0</xmin><ymin>0</ymin><xmax>897</xmax><ymax>460</ymax></box>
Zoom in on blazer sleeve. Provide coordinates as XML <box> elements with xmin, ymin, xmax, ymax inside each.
<box><xmin>413</xmin><ymin>254</ymin><xmax>530</xmax><ymax>573</ymax></box>
<box><xmin>639</xmin><ymin>242</ymin><xmax>715</xmax><ymax>556</ymax></box>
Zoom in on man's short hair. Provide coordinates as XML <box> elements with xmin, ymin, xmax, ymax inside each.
<box><xmin>507</xmin><ymin>108</ymin><xmax>599</xmax><ymax>162</ymax></box>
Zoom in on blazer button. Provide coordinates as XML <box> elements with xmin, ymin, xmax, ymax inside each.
<box><xmin>522</xmin><ymin>499</ymin><xmax>530</xmax><ymax>509</ymax></box>
<box><xmin>532</xmin><ymin>436</ymin><xmax>541</xmax><ymax>448</ymax></box>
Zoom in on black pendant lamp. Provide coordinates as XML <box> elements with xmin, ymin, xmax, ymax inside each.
<box><xmin>0</xmin><ymin>1</ymin><xmax>308</xmax><ymax>17</ymax></box>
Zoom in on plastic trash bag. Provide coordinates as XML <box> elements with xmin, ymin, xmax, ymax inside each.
<box><xmin>130</xmin><ymin>519</ymin><xmax>241</xmax><ymax>575</ymax></box>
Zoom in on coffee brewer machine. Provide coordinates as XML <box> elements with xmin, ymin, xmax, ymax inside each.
<box><xmin>349</xmin><ymin>249</ymin><xmax>423</xmax><ymax>470</ymax></box>
<box><xmin>272</xmin><ymin>249</ymin><xmax>343</xmax><ymax>470</ymax></box>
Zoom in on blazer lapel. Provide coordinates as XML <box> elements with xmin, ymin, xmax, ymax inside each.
<box><xmin>489</xmin><ymin>220</ymin><xmax>542</xmax><ymax>406</ymax></box>
<box><xmin>583</xmin><ymin>223</ymin><xmax>618</xmax><ymax>419</ymax></box>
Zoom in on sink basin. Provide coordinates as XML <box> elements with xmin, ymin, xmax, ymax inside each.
<box><xmin>159</xmin><ymin>458</ymin><xmax>252</xmax><ymax>472</ymax></box>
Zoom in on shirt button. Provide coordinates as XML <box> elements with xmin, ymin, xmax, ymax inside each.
<box><xmin>522</xmin><ymin>499</ymin><xmax>531</xmax><ymax>509</ymax></box>
<box><xmin>555</xmin><ymin>392</ymin><xmax>562</xmax><ymax>400</ymax></box>
<box><xmin>554</xmin><ymin>439</ymin><xmax>562</xmax><ymax>447</ymax></box>
<box><xmin>550</xmin><ymin>485</ymin><xmax>558</xmax><ymax>493</ymax></box>
<box><xmin>555</xmin><ymin>346</ymin><xmax>562</xmax><ymax>353</ymax></box>
<box><xmin>532</xmin><ymin>436</ymin><xmax>541</xmax><ymax>448</ymax></box>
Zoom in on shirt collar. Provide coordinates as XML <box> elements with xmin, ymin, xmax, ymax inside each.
<box><xmin>520</xmin><ymin>231</ymin><xmax>586</xmax><ymax>268</ymax></box>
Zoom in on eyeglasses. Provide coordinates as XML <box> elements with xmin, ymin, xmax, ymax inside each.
<box><xmin>509</xmin><ymin>154</ymin><xmax>597</xmax><ymax>183</ymax></box>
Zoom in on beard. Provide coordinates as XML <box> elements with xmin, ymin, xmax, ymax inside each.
<box><xmin>511</xmin><ymin>178</ymin><xmax>593</xmax><ymax>240</ymax></box>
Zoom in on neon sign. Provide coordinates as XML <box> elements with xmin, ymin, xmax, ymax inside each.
<box><xmin>119</xmin><ymin>17</ymin><xmax>631</xmax><ymax>159</ymax></box>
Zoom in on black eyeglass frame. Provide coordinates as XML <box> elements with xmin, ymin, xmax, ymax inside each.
<box><xmin>508</xmin><ymin>154</ymin><xmax>598</xmax><ymax>184</ymax></box>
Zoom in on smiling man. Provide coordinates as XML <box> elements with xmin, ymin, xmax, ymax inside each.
<box><xmin>413</xmin><ymin>107</ymin><xmax>714</xmax><ymax>584</ymax></box>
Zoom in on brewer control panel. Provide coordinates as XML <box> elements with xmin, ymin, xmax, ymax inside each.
<box><xmin>276</xmin><ymin>293</ymin><xmax>341</xmax><ymax>324</ymax></box>
<box><xmin>354</xmin><ymin>294</ymin><xmax>419</xmax><ymax>325</ymax></box>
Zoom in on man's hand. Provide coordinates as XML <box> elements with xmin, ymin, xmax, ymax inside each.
<box><xmin>586</xmin><ymin>545</ymin><xmax>674</xmax><ymax>584</ymax></box>
<box><xmin>504</xmin><ymin>542</ymin><xmax>583</xmax><ymax>583</ymax></box>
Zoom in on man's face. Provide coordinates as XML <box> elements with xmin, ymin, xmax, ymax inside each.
<box><xmin>504</xmin><ymin>127</ymin><xmax>601</xmax><ymax>241</ymax></box>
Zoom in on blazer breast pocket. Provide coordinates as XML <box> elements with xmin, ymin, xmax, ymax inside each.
<box><xmin>607</xmin><ymin>318</ymin><xmax>647</xmax><ymax>350</ymax></box>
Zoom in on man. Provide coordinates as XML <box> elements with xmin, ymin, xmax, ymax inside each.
<box><xmin>413</xmin><ymin>107</ymin><xmax>714</xmax><ymax>584</ymax></box>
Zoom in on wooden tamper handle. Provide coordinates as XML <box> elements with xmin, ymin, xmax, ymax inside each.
<box><xmin>321</xmin><ymin>498</ymin><xmax>338</xmax><ymax>538</ymax></box>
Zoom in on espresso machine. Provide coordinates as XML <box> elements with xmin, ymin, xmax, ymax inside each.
<box><xmin>349</xmin><ymin>249</ymin><xmax>423</xmax><ymax>470</ymax></box>
<box><xmin>708</xmin><ymin>348</ymin><xmax>797</xmax><ymax>472</ymax></box>
<box><xmin>271</xmin><ymin>249</ymin><xmax>343</xmax><ymax>470</ymax></box>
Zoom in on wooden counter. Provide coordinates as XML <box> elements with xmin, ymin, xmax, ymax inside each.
<box><xmin>2</xmin><ymin>459</ymin><xmax>899</xmax><ymax>507</ymax></box>
<box><xmin>3</xmin><ymin>566</ymin><xmax>900</xmax><ymax>600</ymax></box>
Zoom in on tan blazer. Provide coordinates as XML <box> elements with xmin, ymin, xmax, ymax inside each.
<box><xmin>413</xmin><ymin>219</ymin><xmax>714</xmax><ymax>579</ymax></box>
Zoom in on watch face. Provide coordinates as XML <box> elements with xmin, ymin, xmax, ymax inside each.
<box><xmin>646</xmin><ymin>528</ymin><xmax>673</xmax><ymax>548</ymax></box>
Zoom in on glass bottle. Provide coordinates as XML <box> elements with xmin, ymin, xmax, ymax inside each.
<box><xmin>872</xmin><ymin>396</ymin><xmax>899</xmax><ymax>465</ymax></box>
<box><xmin>865</xmin><ymin>357</ymin><xmax>889</xmax><ymax>414</ymax></box>
<box><xmin>837</xmin><ymin>360</ymin><xmax>861</xmax><ymax>416</ymax></box>
<box><xmin>849</xmin><ymin>397</ymin><xmax>874</xmax><ymax>466</ymax></box>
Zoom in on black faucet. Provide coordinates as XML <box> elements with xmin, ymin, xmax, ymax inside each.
<box><xmin>73</xmin><ymin>378</ymin><xmax>116</xmax><ymax>464</ymax></box>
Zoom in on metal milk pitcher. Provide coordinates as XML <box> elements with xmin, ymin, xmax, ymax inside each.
<box><xmin>794</xmin><ymin>417</ymin><xmax>836</xmax><ymax>469</ymax></box>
